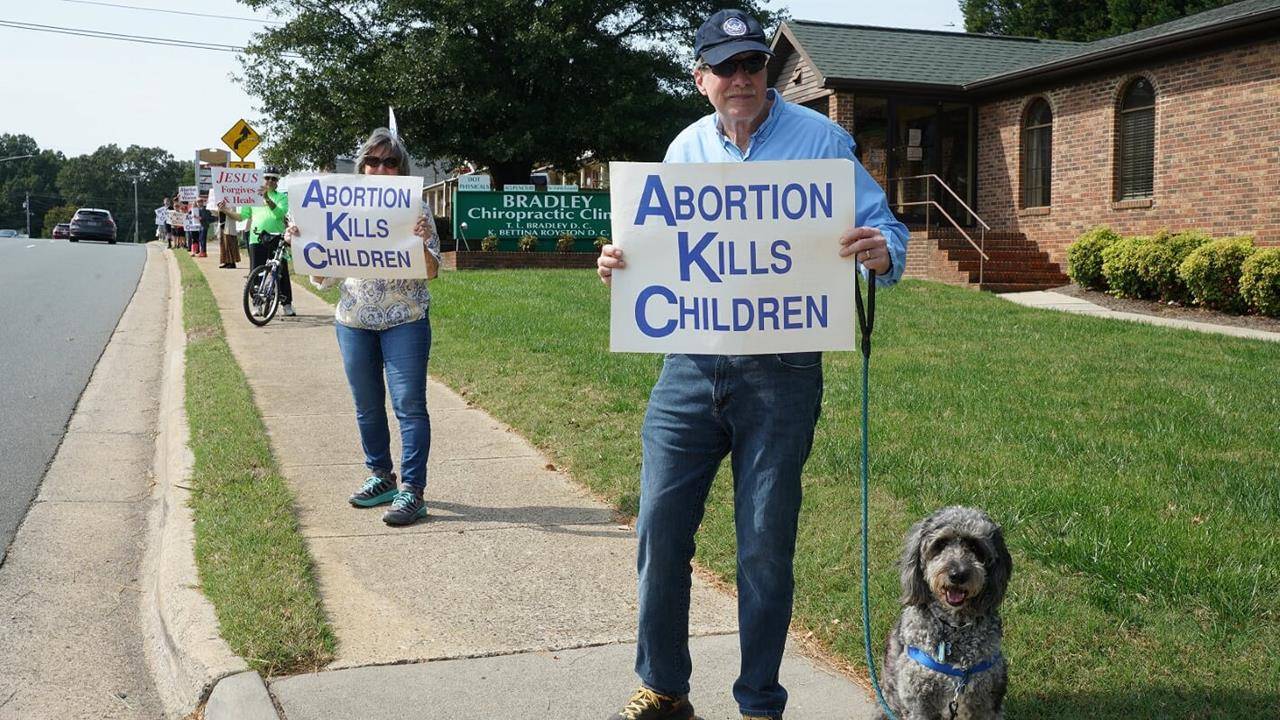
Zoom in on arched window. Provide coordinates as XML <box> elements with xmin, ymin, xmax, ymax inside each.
<box><xmin>1021</xmin><ymin>99</ymin><xmax>1052</xmax><ymax>208</ymax></box>
<box><xmin>1117</xmin><ymin>77</ymin><xmax>1155</xmax><ymax>200</ymax></box>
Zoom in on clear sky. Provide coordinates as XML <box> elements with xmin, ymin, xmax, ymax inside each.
<box><xmin>0</xmin><ymin>0</ymin><xmax>966</xmax><ymax>162</ymax></box>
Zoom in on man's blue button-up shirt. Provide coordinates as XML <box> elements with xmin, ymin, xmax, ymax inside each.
<box><xmin>664</xmin><ymin>89</ymin><xmax>910</xmax><ymax>286</ymax></box>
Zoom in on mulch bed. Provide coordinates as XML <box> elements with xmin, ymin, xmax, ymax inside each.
<box><xmin>1050</xmin><ymin>283</ymin><xmax>1280</xmax><ymax>333</ymax></box>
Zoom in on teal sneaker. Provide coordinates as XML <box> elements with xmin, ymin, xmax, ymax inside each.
<box><xmin>382</xmin><ymin>488</ymin><xmax>427</xmax><ymax>526</ymax></box>
<box><xmin>349</xmin><ymin>472</ymin><xmax>397</xmax><ymax>508</ymax></box>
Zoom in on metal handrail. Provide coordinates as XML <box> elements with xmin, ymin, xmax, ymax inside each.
<box><xmin>895</xmin><ymin>173</ymin><xmax>990</xmax><ymax>231</ymax></box>
<box><xmin>892</xmin><ymin>174</ymin><xmax>990</xmax><ymax>285</ymax></box>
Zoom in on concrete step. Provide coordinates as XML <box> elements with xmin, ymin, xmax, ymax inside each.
<box><xmin>948</xmin><ymin>249</ymin><xmax>1051</xmax><ymax>262</ymax></box>
<box><xmin>975</xmin><ymin>272</ymin><xmax>1070</xmax><ymax>284</ymax></box>
<box><xmin>982</xmin><ymin>281</ymin><xmax>1071</xmax><ymax>293</ymax></box>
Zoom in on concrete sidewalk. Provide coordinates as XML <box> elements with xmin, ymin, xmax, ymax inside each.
<box><xmin>1000</xmin><ymin>290</ymin><xmax>1280</xmax><ymax>342</ymax></box>
<box><xmin>191</xmin><ymin>243</ymin><xmax>877</xmax><ymax>719</ymax></box>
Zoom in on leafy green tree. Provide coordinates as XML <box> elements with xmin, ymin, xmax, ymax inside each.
<box><xmin>57</xmin><ymin>144</ymin><xmax>185</xmax><ymax>242</ymax></box>
<box><xmin>961</xmin><ymin>0</ymin><xmax>1236</xmax><ymax>41</ymax></box>
<box><xmin>0</xmin><ymin>134</ymin><xmax>64</xmax><ymax>236</ymax></box>
<box><xmin>237</xmin><ymin>0</ymin><xmax>780</xmax><ymax>185</ymax></box>
<box><xmin>42</xmin><ymin>204</ymin><xmax>77</xmax><ymax>237</ymax></box>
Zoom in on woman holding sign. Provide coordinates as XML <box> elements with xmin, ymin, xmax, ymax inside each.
<box><xmin>290</xmin><ymin>127</ymin><xmax>441</xmax><ymax>526</ymax></box>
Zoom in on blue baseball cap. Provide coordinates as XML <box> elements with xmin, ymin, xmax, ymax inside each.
<box><xmin>694</xmin><ymin>9</ymin><xmax>773</xmax><ymax>66</ymax></box>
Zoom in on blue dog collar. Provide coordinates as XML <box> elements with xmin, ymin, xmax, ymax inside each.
<box><xmin>906</xmin><ymin>645</ymin><xmax>1002</xmax><ymax>689</ymax></box>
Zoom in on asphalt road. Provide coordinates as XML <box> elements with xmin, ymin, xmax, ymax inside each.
<box><xmin>0</xmin><ymin>236</ymin><xmax>146</xmax><ymax>559</ymax></box>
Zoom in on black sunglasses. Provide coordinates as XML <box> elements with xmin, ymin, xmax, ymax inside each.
<box><xmin>364</xmin><ymin>155</ymin><xmax>401</xmax><ymax>169</ymax></box>
<box><xmin>705</xmin><ymin>54</ymin><xmax>769</xmax><ymax>78</ymax></box>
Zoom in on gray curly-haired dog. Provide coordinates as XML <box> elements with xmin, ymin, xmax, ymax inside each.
<box><xmin>878</xmin><ymin>507</ymin><xmax>1012</xmax><ymax>720</ymax></box>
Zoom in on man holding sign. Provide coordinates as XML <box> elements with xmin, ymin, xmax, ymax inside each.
<box><xmin>220</xmin><ymin>167</ymin><xmax>294</xmax><ymax>316</ymax></box>
<box><xmin>597</xmin><ymin>9</ymin><xmax>908</xmax><ymax>720</ymax></box>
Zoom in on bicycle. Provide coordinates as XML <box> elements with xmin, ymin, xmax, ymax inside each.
<box><xmin>242</xmin><ymin>233</ymin><xmax>288</xmax><ymax>326</ymax></box>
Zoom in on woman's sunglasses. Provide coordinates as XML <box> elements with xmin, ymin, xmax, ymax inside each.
<box><xmin>704</xmin><ymin>54</ymin><xmax>769</xmax><ymax>78</ymax></box>
<box><xmin>364</xmin><ymin>156</ymin><xmax>401</xmax><ymax>169</ymax></box>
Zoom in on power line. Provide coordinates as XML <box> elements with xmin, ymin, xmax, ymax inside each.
<box><xmin>54</xmin><ymin>0</ymin><xmax>286</xmax><ymax>25</ymax></box>
<box><xmin>0</xmin><ymin>20</ymin><xmax>302</xmax><ymax>58</ymax></box>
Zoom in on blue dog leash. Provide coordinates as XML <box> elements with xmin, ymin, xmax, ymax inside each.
<box><xmin>854</xmin><ymin>264</ymin><xmax>900</xmax><ymax>720</ymax></box>
<box><xmin>855</xmin><ymin>265</ymin><xmax>999</xmax><ymax>720</ymax></box>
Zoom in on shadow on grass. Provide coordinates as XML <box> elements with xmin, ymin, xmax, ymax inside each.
<box><xmin>1006</xmin><ymin>686</ymin><xmax>1279</xmax><ymax>719</ymax></box>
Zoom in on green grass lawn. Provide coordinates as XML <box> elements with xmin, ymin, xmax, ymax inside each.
<box><xmin>401</xmin><ymin>270</ymin><xmax>1278</xmax><ymax>718</ymax></box>
<box><xmin>180</xmin><ymin>254</ymin><xmax>335</xmax><ymax>675</ymax></box>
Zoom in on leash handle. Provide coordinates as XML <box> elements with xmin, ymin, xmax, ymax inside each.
<box><xmin>855</xmin><ymin>264</ymin><xmax>876</xmax><ymax>359</ymax></box>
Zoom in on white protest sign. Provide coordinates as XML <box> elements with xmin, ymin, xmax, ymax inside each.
<box><xmin>287</xmin><ymin>173</ymin><xmax>426</xmax><ymax>279</ymax></box>
<box><xmin>207</xmin><ymin>167</ymin><xmax>263</xmax><ymax>210</ymax></box>
<box><xmin>608</xmin><ymin>160</ymin><xmax>856</xmax><ymax>355</ymax></box>
<box><xmin>167</xmin><ymin>209</ymin><xmax>183</xmax><ymax>225</ymax></box>
<box><xmin>179</xmin><ymin>185</ymin><xmax>199</xmax><ymax>203</ymax></box>
<box><xmin>154</xmin><ymin>208</ymin><xmax>168</xmax><ymax>225</ymax></box>
<box><xmin>183</xmin><ymin>211</ymin><xmax>201</xmax><ymax>232</ymax></box>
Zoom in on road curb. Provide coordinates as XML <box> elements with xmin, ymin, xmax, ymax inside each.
<box><xmin>205</xmin><ymin>670</ymin><xmax>280</xmax><ymax>720</ymax></box>
<box><xmin>140</xmin><ymin>246</ymin><xmax>252</xmax><ymax>718</ymax></box>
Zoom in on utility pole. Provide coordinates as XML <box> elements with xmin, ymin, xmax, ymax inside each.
<box><xmin>25</xmin><ymin>191</ymin><xmax>31</xmax><ymax>238</ymax></box>
<box><xmin>132</xmin><ymin>177</ymin><xmax>139</xmax><ymax>243</ymax></box>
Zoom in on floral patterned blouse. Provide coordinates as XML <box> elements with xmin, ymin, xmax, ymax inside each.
<box><xmin>312</xmin><ymin>201</ymin><xmax>442</xmax><ymax>331</ymax></box>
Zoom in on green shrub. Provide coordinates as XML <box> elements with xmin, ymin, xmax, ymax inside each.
<box><xmin>556</xmin><ymin>232</ymin><xmax>575</xmax><ymax>253</ymax></box>
<box><xmin>1136</xmin><ymin>229</ymin><xmax>1213</xmax><ymax>303</ymax></box>
<box><xmin>517</xmin><ymin>234</ymin><xmax>539</xmax><ymax>252</ymax></box>
<box><xmin>594</xmin><ymin>236</ymin><xmax>609</xmax><ymax>251</ymax></box>
<box><xmin>1067</xmin><ymin>226</ymin><xmax>1120</xmax><ymax>290</ymax></box>
<box><xmin>1102</xmin><ymin>235</ymin><xmax>1156</xmax><ymax>299</ymax></box>
<box><xmin>1178</xmin><ymin>237</ymin><xmax>1256</xmax><ymax>312</ymax></box>
<box><xmin>480</xmin><ymin>233</ymin><xmax>498</xmax><ymax>252</ymax></box>
<box><xmin>1239</xmin><ymin>247</ymin><xmax>1280</xmax><ymax>317</ymax></box>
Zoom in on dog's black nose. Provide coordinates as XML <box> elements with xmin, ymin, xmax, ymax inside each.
<box><xmin>948</xmin><ymin>568</ymin><xmax>969</xmax><ymax>584</ymax></box>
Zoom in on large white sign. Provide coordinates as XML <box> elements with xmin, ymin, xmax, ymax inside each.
<box><xmin>207</xmin><ymin>167</ymin><xmax>263</xmax><ymax>210</ymax></box>
<box><xmin>178</xmin><ymin>185</ymin><xmax>199</xmax><ymax>203</ymax></box>
<box><xmin>287</xmin><ymin>173</ymin><xmax>427</xmax><ymax>279</ymax></box>
<box><xmin>609</xmin><ymin>160</ymin><xmax>857</xmax><ymax>355</ymax></box>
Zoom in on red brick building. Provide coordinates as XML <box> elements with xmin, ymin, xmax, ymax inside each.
<box><xmin>769</xmin><ymin>0</ymin><xmax>1280</xmax><ymax>290</ymax></box>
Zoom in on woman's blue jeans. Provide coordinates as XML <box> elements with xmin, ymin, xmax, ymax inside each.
<box><xmin>635</xmin><ymin>352</ymin><xmax>823</xmax><ymax>717</ymax></box>
<box><xmin>334</xmin><ymin>316</ymin><xmax>432</xmax><ymax>490</ymax></box>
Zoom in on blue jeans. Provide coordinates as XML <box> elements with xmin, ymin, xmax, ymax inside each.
<box><xmin>635</xmin><ymin>352</ymin><xmax>823</xmax><ymax>717</ymax></box>
<box><xmin>334</xmin><ymin>316</ymin><xmax>432</xmax><ymax>490</ymax></box>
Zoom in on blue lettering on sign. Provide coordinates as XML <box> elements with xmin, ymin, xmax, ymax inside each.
<box><xmin>770</xmin><ymin>240</ymin><xmax>792</xmax><ymax>274</ymax></box>
<box><xmin>631</xmin><ymin>178</ymin><xmax>835</xmax><ymax>224</ymax></box>
<box><xmin>678</xmin><ymin>231</ymin><xmax>720</xmax><ymax>283</ymax></box>
<box><xmin>301</xmin><ymin>179</ymin><xmax>325</xmax><ymax>208</ymax></box>
<box><xmin>636</xmin><ymin>285</ymin><xmax>677</xmax><ymax>337</ymax></box>
<box><xmin>326</xmin><ymin>212</ymin><xmax>350</xmax><ymax>242</ymax></box>
<box><xmin>303</xmin><ymin>243</ymin><xmax>328</xmax><ymax>268</ymax></box>
<box><xmin>635</xmin><ymin>290</ymin><xmax>830</xmax><ymax>336</ymax></box>
<box><xmin>634</xmin><ymin>175</ymin><xmax>675</xmax><ymax>226</ymax></box>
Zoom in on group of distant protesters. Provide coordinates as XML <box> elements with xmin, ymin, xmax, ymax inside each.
<box><xmin>154</xmin><ymin>189</ymin><xmax>243</xmax><ymax>269</ymax></box>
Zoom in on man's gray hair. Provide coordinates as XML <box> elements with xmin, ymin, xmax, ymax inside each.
<box><xmin>356</xmin><ymin>127</ymin><xmax>410</xmax><ymax>175</ymax></box>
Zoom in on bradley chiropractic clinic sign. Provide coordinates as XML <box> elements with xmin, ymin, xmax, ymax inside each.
<box><xmin>287</xmin><ymin>174</ymin><xmax>428</xmax><ymax>279</ymax></box>
<box><xmin>608</xmin><ymin>160</ymin><xmax>857</xmax><ymax>355</ymax></box>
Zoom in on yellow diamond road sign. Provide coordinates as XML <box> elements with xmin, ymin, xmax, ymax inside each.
<box><xmin>222</xmin><ymin>119</ymin><xmax>260</xmax><ymax>160</ymax></box>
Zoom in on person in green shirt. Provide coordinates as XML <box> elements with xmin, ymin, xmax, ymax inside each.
<box><xmin>220</xmin><ymin>166</ymin><xmax>294</xmax><ymax>315</ymax></box>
